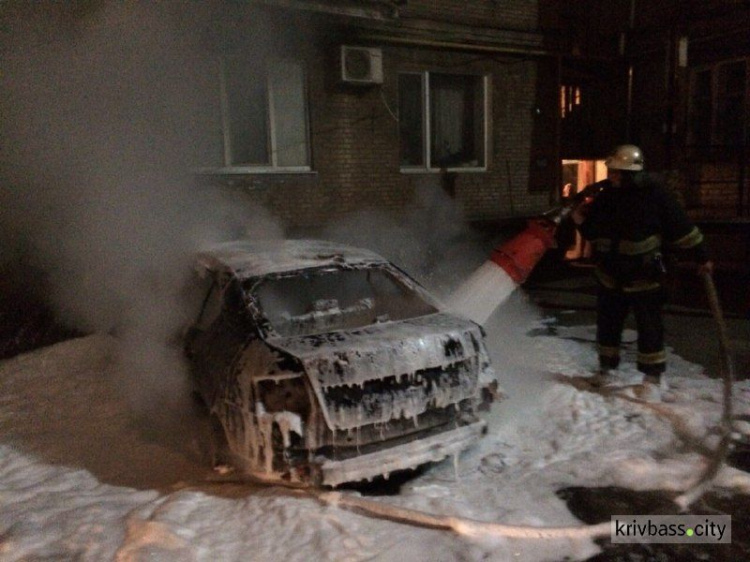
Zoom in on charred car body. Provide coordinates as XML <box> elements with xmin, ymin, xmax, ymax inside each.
<box><xmin>186</xmin><ymin>239</ymin><xmax>497</xmax><ymax>487</ymax></box>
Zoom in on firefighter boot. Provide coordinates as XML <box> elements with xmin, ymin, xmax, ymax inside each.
<box><xmin>634</xmin><ymin>375</ymin><xmax>662</xmax><ymax>402</ymax></box>
<box><xmin>590</xmin><ymin>355</ymin><xmax>621</xmax><ymax>388</ymax></box>
<box><xmin>589</xmin><ymin>369</ymin><xmax>619</xmax><ymax>388</ymax></box>
<box><xmin>634</xmin><ymin>374</ymin><xmax>675</xmax><ymax>403</ymax></box>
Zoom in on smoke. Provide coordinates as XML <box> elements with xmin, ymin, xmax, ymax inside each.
<box><xmin>0</xmin><ymin>3</ymin><xmax>282</xmax><ymax>428</ymax></box>
<box><xmin>321</xmin><ymin>173</ymin><xmax>550</xmax><ymax>424</ymax></box>
<box><xmin>1</xmin><ymin>2</ymin><xmax>549</xmax><ymax>453</ymax></box>
<box><xmin>322</xmin><ymin>175</ymin><xmax>488</xmax><ymax>300</ymax></box>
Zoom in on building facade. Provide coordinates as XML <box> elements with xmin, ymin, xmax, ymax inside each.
<box><xmin>7</xmin><ymin>0</ymin><xmax>746</xmax><ymax>229</ymax></box>
<box><xmin>558</xmin><ymin>0</ymin><xmax>750</xmax><ymax>221</ymax></box>
<box><xmin>195</xmin><ymin>0</ymin><xmax>565</xmax><ymax>228</ymax></box>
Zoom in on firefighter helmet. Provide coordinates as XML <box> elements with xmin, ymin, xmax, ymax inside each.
<box><xmin>605</xmin><ymin>144</ymin><xmax>644</xmax><ymax>171</ymax></box>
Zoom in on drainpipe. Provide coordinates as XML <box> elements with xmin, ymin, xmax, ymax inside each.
<box><xmin>740</xmin><ymin>141</ymin><xmax>747</xmax><ymax>217</ymax></box>
<box><xmin>625</xmin><ymin>0</ymin><xmax>636</xmax><ymax>141</ymax></box>
<box><xmin>665</xmin><ymin>28</ymin><xmax>674</xmax><ymax>168</ymax></box>
<box><xmin>554</xmin><ymin>54</ymin><xmax>562</xmax><ymax>207</ymax></box>
<box><xmin>356</xmin><ymin>33</ymin><xmax>560</xmax><ymax>58</ymax></box>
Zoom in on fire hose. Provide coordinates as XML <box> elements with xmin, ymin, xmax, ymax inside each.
<box><xmin>307</xmin><ymin>272</ymin><xmax>737</xmax><ymax>535</ymax></box>
<box><xmin>674</xmin><ymin>270</ymin><xmax>735</xmax><ymax>510</ymax></box>
<box><xmin>299</xmin><ymin>487</ymin><xmax>611</xmax><ymax>540</ymax></box>
<box><xmin>197</xmin><ymin>188</ymin><xmax>734</xmax><ymax>540</ymax></box>
<box><xmin>305</xmin><ymin>286</ymin><xmax>737</xmax><ymax>540</ymax></box>
<box><xmin>310</xmin><ymin>194</ymin><xmax>735</xmax><ymax>533</ymax></box>
<box><xmin>199</xmin><ymin>306</ymin><xmax>733</xmax><ymax>543</ymax></box>
<box><xmin>547</xmin><ymin>184</ymin><xmax>736</xmax><ymax>509</ymax></box>
<box><xmin>305</xmin><ymin>275</ymin><xmax>735</xmax><ymax>539</ymax></box>
<box><xmin>450</xmin><ymin>183</ymin><xmax>738</xmax><ymax>518</ymax></box>
<box><xmin>488</xmin><ymin>180</ymin><xmax>610</xmax><ymax>286</ymax></box>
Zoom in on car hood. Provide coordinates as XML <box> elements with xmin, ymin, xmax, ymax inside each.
<box><xmin>266</xmin><ymin>313</ymin><xmax>490</xmax><ymax>430</ymax></box>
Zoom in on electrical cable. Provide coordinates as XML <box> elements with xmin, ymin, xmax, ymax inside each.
<box><xmin>380</xmin><ymin>88</ymin><xmax>400</xmax><ymax>123</ymax></box>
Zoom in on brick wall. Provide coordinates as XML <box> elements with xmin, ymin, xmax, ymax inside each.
<box><xmin>400</xmin><ymin>0</ymin><xmax>539</xmax><ymax>30</ymax></box>
<box><xmin>624</xmin><ymin>0</ymin><xmax>750</xmax><ymax>219</ymax></box>
<box><xmin>199</xmin><ymin>1</ymin><xmax>556</xmax><ymax>229</ymax></box>
<box><xmin>691</xmin><ymin>163</ymin><xmax>746</xmax><ymax>219</ymax></box>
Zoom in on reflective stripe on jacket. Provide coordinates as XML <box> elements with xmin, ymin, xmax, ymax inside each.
<box><xmin>578</xmin><ymin>173</ymin><xmax>707</xmax><ymax>292</ymax></box>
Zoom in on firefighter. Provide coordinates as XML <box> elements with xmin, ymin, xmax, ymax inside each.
<box><xmin>571</xmin><ymin>144</ymin><xmax>713</xmax><ymax>401</ymax></box>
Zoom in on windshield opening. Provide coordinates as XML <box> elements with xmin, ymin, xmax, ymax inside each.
<box><xmin>251</xmin><ymin>266</ymin><xmax>438</xmax><ymax>337</ymax></box>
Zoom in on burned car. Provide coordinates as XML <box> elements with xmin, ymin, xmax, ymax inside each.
<box><xmin>186</xmin><ymin>239</ymin><xmax>497</xmax><ymax>487</ymax></box>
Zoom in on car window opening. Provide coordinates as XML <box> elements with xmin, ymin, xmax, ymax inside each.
<box><xmin>252</xmin><ymin>267</ymin><xmax>438</xmax><ymax>338</ymax></box>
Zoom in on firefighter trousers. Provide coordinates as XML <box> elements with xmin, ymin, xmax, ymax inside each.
<box><xmin>596</xmin><ymin>284</ymin><xmax>667</xmax><ymax>377</ymax></box>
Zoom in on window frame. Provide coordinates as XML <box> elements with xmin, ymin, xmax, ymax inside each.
<box><xmin>399</xmin><ymin>71</ymin><xmax>489</xmax><ymax>174</ymax></box>
<box><xmin>217</xmin><ymin>57</ymin><xmax>312</xmax><ymax>174</ymax></box>
<box><xmin>687</xmin><ymin>57</ymin><xmax>749</xmax><ymax>147</ymax></box>
<box><xmin>560</xmin><ymin>84</ymin><xmax>582</xmax><ymax>119</ymax></box>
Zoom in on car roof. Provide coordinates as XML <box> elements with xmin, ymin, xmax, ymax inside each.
<box><xmin>195</xmin><ymin>239</ymin><xmax>390</xmax><ymax>280</ymax></box>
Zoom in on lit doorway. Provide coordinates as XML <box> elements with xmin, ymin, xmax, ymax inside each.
<box><xmin>561</xmin><ymin>159</ymin><xmax>606</xmax><ymax>261</ymax></box>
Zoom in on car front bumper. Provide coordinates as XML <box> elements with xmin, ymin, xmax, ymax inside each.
<box><xmin>319</xmin><ymin>419</ymin><xmax>487</xmax><ymax>487</ymax></box>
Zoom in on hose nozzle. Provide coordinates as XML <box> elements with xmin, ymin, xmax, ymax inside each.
<box><xmin>544</xmin><ymin>179</ymin><xmax>610</xmax><ymax>225</ymax></box>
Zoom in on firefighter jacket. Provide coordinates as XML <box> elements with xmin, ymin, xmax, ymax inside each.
<box><xmin>577</xmin><ymin>173</ymin><xmax>708</xmax><ymax>292</ymax></box>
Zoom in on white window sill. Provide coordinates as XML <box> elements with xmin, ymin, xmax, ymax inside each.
<box><xmin>195</xmin><ymin>167</ymin><xmax>315</xmax><ymax>175</ymax></box>
<box><xmin>400</xmin><ymin>167</ymin><xmax>487</xmax><ymax>174</ymax></box>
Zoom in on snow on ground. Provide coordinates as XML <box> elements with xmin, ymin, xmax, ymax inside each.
<box><xmin>1</xmin><ymin>294</ymin><xmax>750</xmax><ymax>561</ymax></box>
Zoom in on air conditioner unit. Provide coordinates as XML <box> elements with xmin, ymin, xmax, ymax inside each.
<box><xmin>341</xmin><ymin>46</ymin><xmax>383</xmax><ymax>85</ymax></box>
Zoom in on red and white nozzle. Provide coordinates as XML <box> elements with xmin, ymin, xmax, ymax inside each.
<box><xmin>449</xmin><ymin>181</ymin><xmax>608</xmax><ymax>324</ymax></box>
<box><xmin>489</xmin><ymin>217</ymin><xmax>558</xmax><ymax>285</ymax></box>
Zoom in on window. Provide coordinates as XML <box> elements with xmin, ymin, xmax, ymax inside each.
<box><xmin>688</xmin><ymin>59</ymin><xmax>748</xmax><ymax>147</ymax></box>
<box><xmin>253</xmin><ymin>267</ymin><xmax>437</xmax><ymax>338</ymax></box>
<box><xmin>716</xmin><ymin>61</ymin><xmax>746</xmax><ymax>146</ymax></box>
<box><xmin>690</xmin><ymin>70</ymin><xmax>712</xmax><ymax>145</ymax></box>
<box><xmin>560</xmin><ymin>84</ymin><xmax>581</xmax><ymax>119</ymax></box>
<box><xmin>560</xmin><ymin>159</ymin><xmax>606</xmax><ymax>261</ymax></box>
<box><xmin>398</xmin><ymin>72</ymin><xmax>486</xmax><ymax>170</ymax></box>
<box><xmin>220</xmin><ymin>58</ymin><xmax>310</xmax><ymax>170</ymax></box>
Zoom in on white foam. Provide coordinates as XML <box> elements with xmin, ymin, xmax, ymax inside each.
<box><xmin>448</xmin><ymin>261</ymin><xmax>518</xmax><ymax>325</ymax></box>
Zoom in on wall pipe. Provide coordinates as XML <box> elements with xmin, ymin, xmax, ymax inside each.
<box><xmin>357</xmin><ymin>33</ymin><xmax>561</xmax><ymax>58</ymax></box>
<box><xmin>625</xmin><ymin>0</ymin><xmax>637</xmax><ymax>140</ymax></box>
